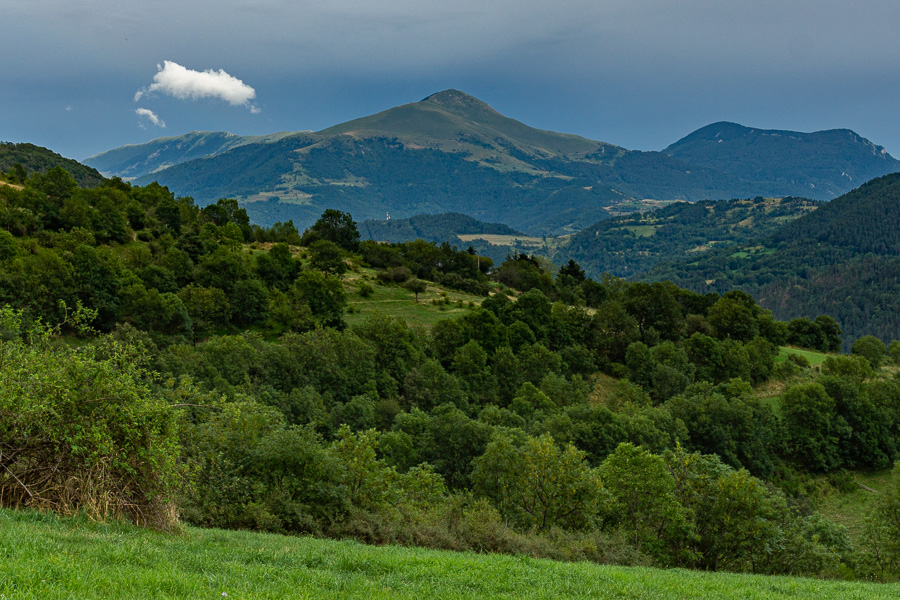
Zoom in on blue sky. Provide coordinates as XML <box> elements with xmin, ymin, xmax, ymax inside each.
<box><xmin>4</xmin><ymin>1</ymin><xmax>900</xmax><ymax>161</ymax></box>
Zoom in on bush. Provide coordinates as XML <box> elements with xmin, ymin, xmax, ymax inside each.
<box><xmin>377</xmin><ymin>266</ymin><xmax>413</xmax><ymax>284</ymax></box>
<box><xmin>0</xmin><ymin>307</ymin><xmax>179</xmax><ymax>528</ymax></box>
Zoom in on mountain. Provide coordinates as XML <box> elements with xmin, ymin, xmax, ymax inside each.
<box><xmin>646</xmin><ymin>173</ymin><xmax>900</xmax><ymax>346</ymax></box>
<box><xmin>85</xmin><ymin>131</ymin><xmax>295</xmax><ymax>179</ymax></box>
<box><xmin>1</xmin><ymin>142</ymin><xmax>105</xmax><ymax>188</ymax></box>
<box><xmin>665</xmin><ymin>122</ymin><xmax>900</xmax><ymax>200</ymax></box>
<box><xmin>558</xmin><ymin>196</ymin><xmax>820</xmax><ymax>279</ymax></box>
<box><xmin>85</xmin><ymin>90</ymin><xmax>900</xmax><ymax>235</ymax></box>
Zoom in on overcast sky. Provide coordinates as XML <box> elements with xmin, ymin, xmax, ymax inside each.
<box><xmin>4</xmin><ymin>1</ymin><xmax>900</xmax><ymax>161</ymax></box>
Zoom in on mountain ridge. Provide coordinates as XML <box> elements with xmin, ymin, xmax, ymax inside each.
<box><xmin>83</xmin><ymin>90</ymin><xmax>900</xmax><ymax>234</ymax></box>
<box><xmin>665</xmin><ymin>121</ymin><xmax>900</xmax><ymax>199</ymax></box>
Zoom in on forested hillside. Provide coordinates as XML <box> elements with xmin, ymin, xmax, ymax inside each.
<box><xmin>4</xmin><ymin>161</ymin><xmax>900</xmax><ymax>581</ymax></box>
<box><xmin>359</xmin><ymin>212</ymin><xmax>523</xmax><ymax>244</ymax></box>
<box><xmin>559</xmin><ymin>196</ymin><xmax>819</xmax><ymax>278</ymax></box>
<box><xmin>1</xmin><ymin>141</ymin><xmax>105</xmax><ymax>188</ymax></box>
<box><xmin>647</xmin><ymin>173</ymin><xmax>900</xmax><ymax>346</ymax></box>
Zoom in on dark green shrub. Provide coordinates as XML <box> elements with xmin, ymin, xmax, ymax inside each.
<box><xmin>0</xmin><ymin>307</ymin><xmax>179</xmax><ymax>528</ymax></box>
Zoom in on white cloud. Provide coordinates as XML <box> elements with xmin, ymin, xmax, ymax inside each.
<box><xmin>134</xmin><ymin>60</ymin><xmax>258</xmax><ymax>112</ymax></box>
<box><xmin>135</xmin><ymin>107</ymin><xmax>165</xmax><ymax>128</ymax></box>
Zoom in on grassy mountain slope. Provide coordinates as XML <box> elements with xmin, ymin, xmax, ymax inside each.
<box><xmin>647</xmin><ymin>173</ymin><xmax>900</xmax><ymax>345</ymax></box>
<box><xmin>84</xmin><ymin>131</ymin><xmax>295</xmax><ymax>179</ymax></box>
<box><xmin>558</xmin><ymin>196</ymin><xmax>819</xmax><ymax>279</ymax></box>
<box><xmin>94</xmin><ymin>91</ymin><xmax>900</xmax><ymax>235</ymax></box>
<box><xmin>665</xmin><ymin>122</ymin><xmax>900</xmax><ymax>200</ymax></box>
<box><xmin>112</xmin><ymin>92</ymin><xmax>789</xmax><ymax>234</ymax></box>
<box><xmin>4</xmin><ymin>508</ymin><xmax>898</xmax><ymax>599</ymax></box>
<box><xmin>320</xmin><ymin>89</ymin><xmax>616</xmax><ymax>170</ymax></box>
<box><xmin>132</xmin><ymin>131</ymin><xmax>638</xmax><ymax>235</ymax></box>
<box><xmin>1</xmin><ymin>141</ymin><xmax>105</xmax><ymax>187</ymax></box>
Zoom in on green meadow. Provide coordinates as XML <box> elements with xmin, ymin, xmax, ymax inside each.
<box><xmin>1</xmin><ymin>508</ymin><xmax>898</xmax><ymax>600</ymax></box>
<box><xmin>776</xmin><ymin>346</ymin><xmax>831</xmax><ymax>366</ymax></box>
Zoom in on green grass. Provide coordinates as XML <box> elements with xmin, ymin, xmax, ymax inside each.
<box><xmin>1</xmin><ymin>508</ymin><xmax>899</xmax><ymax>599</ymax></box>
<box><xmin>343</xmin><ymin>270</ymin><xmax>486</xmax><ymax>329</ymax></box>
<box><xmin>618</xmin><ymin>225</ymin><xmax>656</xmax><ymax>238</ymax></box>
<box><xmin>776</xmin><ymin>346</ymin><xmax>831</xmax><ymax>366</ymax></box>
<box><xmin>456</xmin><ymin>234</ymin><xmax>545</xmax><ymax>246</ymax></box>
<box><xmin>816</xmin><ymin>468</ymin><xmax>898</xmax><ymax>543</ymax></box>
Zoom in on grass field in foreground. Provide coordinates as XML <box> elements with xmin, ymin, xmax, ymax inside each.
<box><xmin>1</xmin><ymin>509</ymin><xmax>899</xmax><ymax>600</ymax></box>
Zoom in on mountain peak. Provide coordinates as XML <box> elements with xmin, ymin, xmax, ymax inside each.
<box><xmin>421</xmin><ymin>89</ymin><xmax>501</xmax><ymax>118</ymax></box>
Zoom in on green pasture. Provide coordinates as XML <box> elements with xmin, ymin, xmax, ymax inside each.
<box><xmin>1</xmin><ymin>508</ymin><xmax>898</xmax><ymax>600</ymax></box>
<box><xmin>776</xmin><ymin>346</ymin><xmax>831</xmax><ymax>366</ymax></box>
<box><xmin>816</xmin><ymin>468</ymin><xmax>898</xmax><ymax>543</ymax></box>
<box><xmin>343</xmin><ymin>272</ymin><xmax>487</xmax><ymax>329</ymax></box>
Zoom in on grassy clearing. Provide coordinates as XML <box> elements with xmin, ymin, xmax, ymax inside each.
<box><xmin>622</xmin><ymin>225</ymin><xmax>657</xmax><ymax>237</ymax></box>
<box><xmin>816</xmin><ymin>468</ymin><xmax>898</xmax><ymax>543</ymax></box>
<box><xmin>1</xmin><ymin>508</ymin><xmax>898</xmax><ymax>600</ymax></box>
<box><xmin>776</xmin><ymin>346</ymin><xmax>831</xmax><ymax>366</ymax></box>
<box><xmin>343</xmin><ymin>270</ymin><xmax>486</xmax><ymax>329</ymax></box>
<box><xmin>456</xmin><ymin>234</ymin><xmax>546</xmax><ymax>246</ymax></box>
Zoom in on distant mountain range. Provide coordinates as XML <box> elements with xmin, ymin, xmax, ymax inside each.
<box><xmin>85</xmin><ymin>131</ymin><xmax>296</xmax><ymax>180</ymax></box>
<box><xmin>84</xmin><ymin>90</ymin><xmax>900</xmax><ymax>235</ymax></box>
<box><xmin>664</xmin><ymin>122</ymin><xmax>900</xmax><ymax>199</ymax></box>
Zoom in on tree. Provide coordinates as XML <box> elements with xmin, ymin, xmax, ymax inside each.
<box><xmin>625</xmin><ymin>341</ymin><xmax>656</xmax><ymax>391</ymax></box>
<box><xmin>781</xmin><ymin>382</ymin><xmax>845</xmax><ymax>472</ymax></box>
<box><xmin>707</xmin><ymin>291</ymin><xmax>759</xmax><ymax>342</ymax></box>
<box><xmin>289</xmin><ymin>270</ymin><xmax>347</xmax><ymax>330</ymax></box>
<box><xmin>307</xmin><ymin>239</ymin><xmax>347</xmax><ymax>275</ymax></box>
<box><xmin>624</xmin><ymin>282</ymin><xmax>683</xmax><ymax>343</ymax></box>
<box><xmin>451</xmin><ymin>339</ymin><xmax>497</xmax><ymax>406</ymax></box>
<box><xmin>178</xmin><ymin>285</ymin><xmax>231</xmax><ymax>340</ymax></box>
<box><xmin>786</xmin><ymin>317</ymin><xmax>823</xmax><ymax>351</ymax></box>
<box><xmin>473</xmin><ymin>433</ymin><xmax>607</xmax><ymax>531</ymax></box>
<box><xmin>256</xmin><ymin>243</ymin><xmax>299</xmax><ymax>290</ymax></box>
<box><xmin>851</xmin><ymin>335</ymin><xmax>886</xmax><ymax>369</ymax></box>
<box><xmin>403</xmin><ymin>277</ymin><xmax>427</xmax><ymax>302</ymax></box>
<box><xmin>558</xmin><ymin>258</ymin><xmax>586</xmax><ymax>282</ymax></box>
<box><xmin>229</xmin><ymin>278</ymin><xmax>269</xmax><ymax>327</ymax></box>
<box><xmin>814</xmin><ymin>315</ymin><xmax>842</xmax><ymax>352</ymax></box>
<box><xmin>600</xmin><ymin>443</ymin><xmax>689</xmax><ymax>557</ymax></box>
<box><xmin>402</xmin><ymin>359</ymin><xmax>467</xmax><ymax>412</ymax></box>
<box><xmin>305</xmin><ymin>209</ymin><xmax>360</xmax><ymax>252</ymax></box>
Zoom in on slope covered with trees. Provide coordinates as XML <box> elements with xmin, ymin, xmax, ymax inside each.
<box><xmin>4</xmin><ymin>161</ymin><xmax>900</xmax><ymax>581</ymax></box>
<box><xmin>647</xmin><ymin>173</ymin><xmax>900</xmax><ymax>347</ymax></box>
<box><xmin>1</xmin><ymin>141</ymin><xmax>105</xmax><ymax>188</ymax></box>
<box><xmin>558</xmin><ymin>196</ymin><xmax>819</xmax><ymax>279</ymax></box>
<box><xmin>359</xmin><ymin>212</ymin><xmax>522</xmax><ymax>243</ymax></box>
